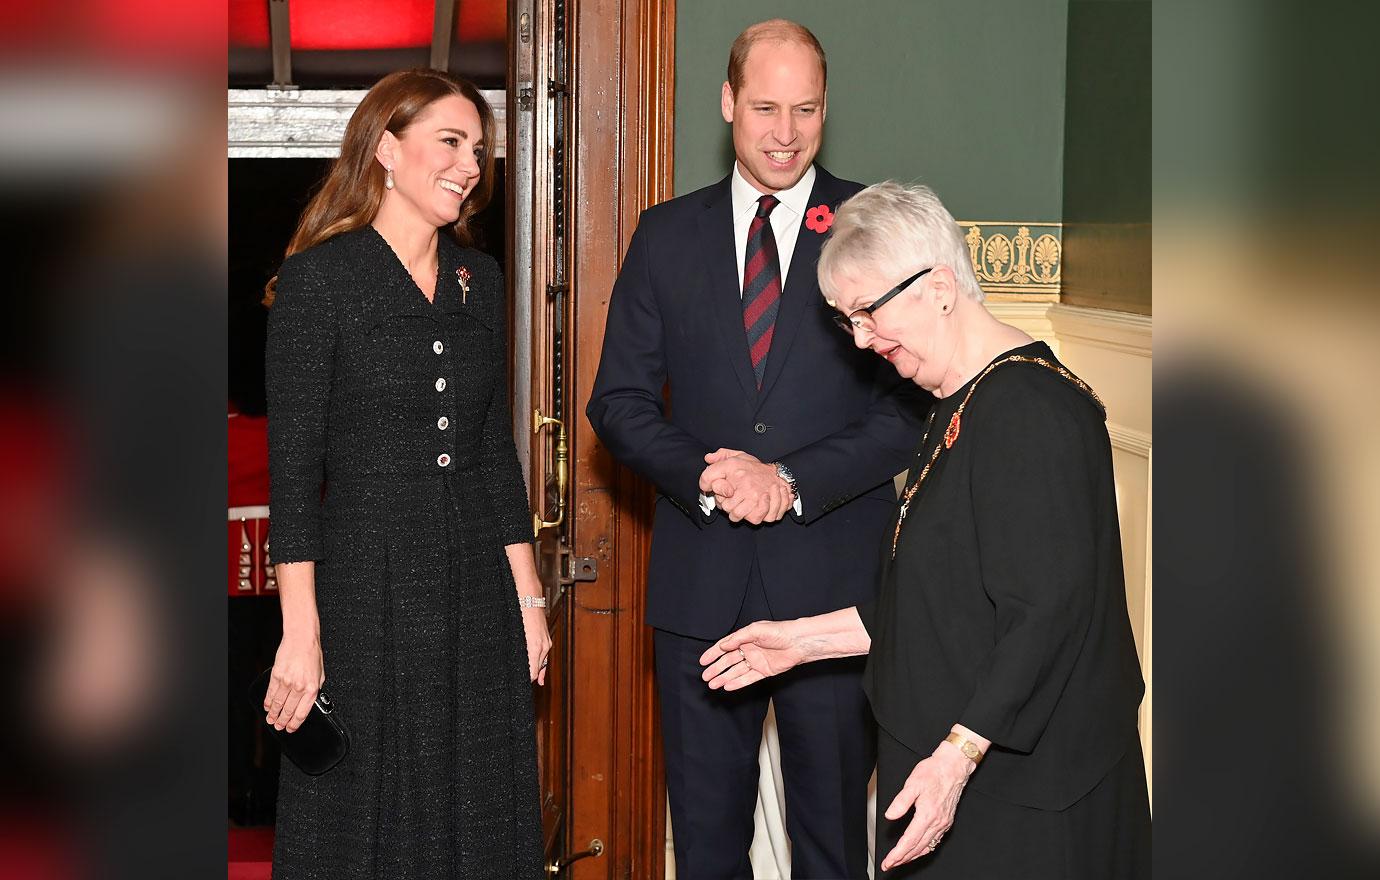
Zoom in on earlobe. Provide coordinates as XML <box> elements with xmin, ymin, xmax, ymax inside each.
<box><xmin>375</xmin><ymin>131</ymin><xmax>397</xmax><ymax>170</ymax></box>
<box><xmin>932</xmin><ymin>266</ymin><xmax>956</xmax><ymax>314</ymax></box>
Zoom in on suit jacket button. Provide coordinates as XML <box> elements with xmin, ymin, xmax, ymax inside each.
<box><xmin>753</xmin><ymin>422</ymin><xmax>767</xmax><ymax>434</ymax></box>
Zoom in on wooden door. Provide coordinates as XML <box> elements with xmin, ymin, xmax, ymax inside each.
<box><xmin>508</xmin><ymin>0</ymin><xmax>572</xmax><ymax>871</ymax></box>
<box><xmin>510</xmin><ymin>1</ymin><xmax>676</xmax><ymax>876</ymax></box>
<box><xmin>566</xmin><ymin>2</ymin><xmax>677</xmax><ymax>877</ymax></box>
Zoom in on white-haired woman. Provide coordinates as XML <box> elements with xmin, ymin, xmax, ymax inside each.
<box><xmin>701</xmin><ymin>182</ymin><xmax>1149</xmax><ymax>878</ymax></box>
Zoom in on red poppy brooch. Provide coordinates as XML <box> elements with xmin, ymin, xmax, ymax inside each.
<box><xmin>943</xmin><ymin>412</ymin><xmax>962</xmax><ymax>449</ymax></box>
<box><xmin>456</xmin><ymin>265</ymin><xmax>472</xmax><ymax>303</ymax></box>
<box><xmin>805</xmin><ymin>204</ymin><xmax>835</xmax><ymax>234</ymax></box>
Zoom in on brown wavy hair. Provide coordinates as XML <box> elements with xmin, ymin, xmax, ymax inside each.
<box><xmin>263</xmin><ymin>69</ymin><xmax>496</xmax><ymax>305</ymax></box>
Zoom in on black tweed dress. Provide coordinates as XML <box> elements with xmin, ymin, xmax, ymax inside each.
<box><xmin>265</xmin><ymin>225</ymin><xmax>542</xmax><ymax>879</ymax></box>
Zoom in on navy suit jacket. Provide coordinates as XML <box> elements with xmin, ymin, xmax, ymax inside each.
<box><xmin>587</xmin><ymin>167</ymin><xmax>930</xmax><ymax>640</ymax></box>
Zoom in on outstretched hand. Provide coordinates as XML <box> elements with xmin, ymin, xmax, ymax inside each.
<box><xmin>699</xmin><ymin>620</ymin><xmax>806</xmax><ymax>690</ymax></box>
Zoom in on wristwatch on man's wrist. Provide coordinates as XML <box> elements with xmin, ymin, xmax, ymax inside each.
<box><xmin>772</xmin><ymin>461</ymin><xmax>798</xmax><ymax>501</ymax></box>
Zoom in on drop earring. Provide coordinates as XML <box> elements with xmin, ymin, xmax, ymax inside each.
<box><xmin>385</xmin><ymin>167</ymin><xmax>395</xmax><ymax>190</ymax></box>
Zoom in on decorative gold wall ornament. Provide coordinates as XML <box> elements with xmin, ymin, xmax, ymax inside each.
<box><xmin>958</xmin><ymin>222</ymin><xmax>1062</xmax><ymax>299</ymax></box>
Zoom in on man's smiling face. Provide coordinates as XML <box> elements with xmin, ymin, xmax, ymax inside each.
<box><xmin>721</xmin><ymin>39</ymin><xmax>826</xmax><ymax>194</ymax></box>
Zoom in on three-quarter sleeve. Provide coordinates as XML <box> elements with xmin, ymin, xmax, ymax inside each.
<box><xmin>854</xmin><ymin>597</ymin><xmax>878</xmax><ymax>638</ymax></box>
<box><xmin>475</xmin><ymin>257</ymin><xmax>533</xmax><ymax>546</ymax></box>
<box><xmin>265</xmin><ymin>255</ymin><xmax>337</xmax><ymax>563</ymax></box>
<box><xmin>957</xmin><ymin>378</ymin><xmax>1100</xmax><ymax>752</ymax></box>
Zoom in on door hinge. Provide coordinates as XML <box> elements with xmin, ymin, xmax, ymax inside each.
<box><xmin>518</xmin><ymin>85</ymin><xmax>535</xmax><ymax>111</ymax></box>
<box><xmin>560</xmin><ymin>555</ymin><xmax>598</xmax><ymax>586</ymax></box>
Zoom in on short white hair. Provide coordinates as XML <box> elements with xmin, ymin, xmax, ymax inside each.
<box><xmin>818</xmin><ymin>181</ymin><xmax>984</xmax><ymax>303</ymax></box>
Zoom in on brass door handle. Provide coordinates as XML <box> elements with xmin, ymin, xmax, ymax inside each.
<box><xmin>546</xmin><ymin>838</ymin><xmax>603</xmax><ymax>875</ymax></box>
<box><xmin>533</xmin><ymin>408</ymin><xmax>567</xmax><ymax>535</ymax></box>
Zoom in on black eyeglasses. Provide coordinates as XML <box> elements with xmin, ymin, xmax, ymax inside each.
<box><xmin>829</xmin><ymin>267</ymin><xmax>933</xmax><ymax>334</ymax></box>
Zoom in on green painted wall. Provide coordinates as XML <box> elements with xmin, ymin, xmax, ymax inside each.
<box><xmin>673</xmin><ymin>0</ymin><xmax>1070</xmax><ymax>221</ymax></box>
<box><xmin>1060</xmin><ymin>0</ymin><xmax>1151</xmax><ymax>313</ymax></box>
<box><xmin>1062</xmin><ymin>0</ymin><xmax>1150</xmax><ymax>223</ymax></box>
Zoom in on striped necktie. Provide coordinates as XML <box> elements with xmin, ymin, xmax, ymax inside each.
<box><xmin>742</xmin><ymin>194</ymin><xmax>781</xmax><ymax>388</ymax></box>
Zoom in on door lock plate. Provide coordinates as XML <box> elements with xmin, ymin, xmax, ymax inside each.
<box><xmin>563</xmin><ymin>555</ymin><xmax>597</xmax><ymax>585</ymax></box>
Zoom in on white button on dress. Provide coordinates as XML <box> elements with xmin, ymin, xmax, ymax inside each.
<box><xmin>433</xmin><ymin>340</ymin><xmax>444</xmax><ymax>354</ymax></box>
<box><xmin>437</xmin><ymin>416</ymin><xmax>449</xmax><ymax>430</ymax></box>
<box><xmin>437</xmin><ymin>453</ymin><xmax>451</xmax><ymax>467</ymax></box>
<box><xmin>435</xmin><ymin>377</ymin><xmax>446</xmax><ymax>392</ymax></box>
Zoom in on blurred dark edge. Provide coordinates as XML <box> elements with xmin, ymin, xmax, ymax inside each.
<box><xmin>1156</xmin><ymin>1</ymin><xmax>1380</xmax><ymax>878</ymax></box>
<box><xmin>0</xmin><ymin>1</ymin><xmax>229</xmax><ymax>873</ymax></box>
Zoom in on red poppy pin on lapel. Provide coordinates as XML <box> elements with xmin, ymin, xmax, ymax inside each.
<box><xmin>456</xmin><ymin>266</ymin><xmax>471</xmax><ymax>304</ymax></box>
<box><xmin>805</xmin><ymin>204</ymin><xmax>835</xmax><ymax>234</ymax></box>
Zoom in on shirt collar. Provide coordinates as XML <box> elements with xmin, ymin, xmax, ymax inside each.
<box><xmin>730</xmin><ymin>162</ymin><xmax>817</xmax><ymax>222</ymax></box>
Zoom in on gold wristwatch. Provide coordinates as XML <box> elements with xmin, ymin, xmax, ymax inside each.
<box><xmin>944</xmin><ymin>732</ymin><xmax>985</xmax><ymax>765</ymax></box>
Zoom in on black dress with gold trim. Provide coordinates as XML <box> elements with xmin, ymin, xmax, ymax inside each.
<box><xmin>857</xmin><ymin>341</ymin><xmax>1149</xmax><ymax>879</ymax></box>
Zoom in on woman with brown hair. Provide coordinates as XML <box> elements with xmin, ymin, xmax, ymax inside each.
<box><xmin>261</xmin><ymin>69</ymin><xmax>547</xmax><ymax>878</ymax></box>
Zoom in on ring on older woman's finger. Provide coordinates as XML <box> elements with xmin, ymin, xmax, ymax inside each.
<box><xmin>540</xmin><ymin>658</ymin><xmax>549</xmax><ymax>668</ymax></box>
<box><xmin>738</xmin><ymin>648</ymin><xmax>752</xmax><ymax>671</ymax></box>
<box><xmin>927</xmin><ymin>837</ymin><xmax>940</xmax><ymax>850</ymax></box>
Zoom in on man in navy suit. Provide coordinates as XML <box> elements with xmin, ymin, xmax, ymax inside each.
<box><xmin>588</xmin><ymin>19</ymin><xmax>928</xmax><ymax>879</ymax></box>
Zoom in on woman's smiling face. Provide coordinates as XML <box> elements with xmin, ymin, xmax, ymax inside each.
<box><xmin>386</xmin><ymin>94</ymin><xmax>484</xmax><ymax>227</ymax></box>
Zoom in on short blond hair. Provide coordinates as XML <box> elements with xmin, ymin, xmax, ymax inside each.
<box><xmin>727</xmin><ymin>19</ymin><xmax>827</xmax><ymax>96</ymax></box>
<box><xmin>819</xmin><ymin>181</ymin><xmax>985</xmax><ymax>303</ymax></box>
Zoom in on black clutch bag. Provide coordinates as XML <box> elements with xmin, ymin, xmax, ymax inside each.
<box><xmin>249</xmin><ymin>669</ymin><xmax>350</xmax><ymax>775</ymax></box>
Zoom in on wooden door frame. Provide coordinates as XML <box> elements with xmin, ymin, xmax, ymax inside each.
<box><xmin>567</xmin><ymin>1</ymin><xmax>675</xmax><ymax>877</ymax></box>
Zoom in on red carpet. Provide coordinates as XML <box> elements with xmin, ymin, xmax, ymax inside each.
<box><xmin>228</xmin><ymin>826</ymin><xmax>274</xmax><ymax>880</ymax></box>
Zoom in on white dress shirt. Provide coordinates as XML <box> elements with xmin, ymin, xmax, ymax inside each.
<box><xmin>700</xmin><ymin>162</ymin><xmax>818</xmax><ymax>517</ymax></box>
<box><xmin>732</xmin><ymin>162</ymin><xmax>817</xmax><ymax>294</ymax></box>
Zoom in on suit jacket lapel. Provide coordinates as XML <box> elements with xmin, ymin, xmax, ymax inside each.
<box><xmin>756</xmin><ymin>168</ymin><xmax>841</xmax><ymax>403</ymax></box>
<box><xmin>697</xmin><ymin>177</ymin><xmax>759</xmax><ymax>401</ymax></box>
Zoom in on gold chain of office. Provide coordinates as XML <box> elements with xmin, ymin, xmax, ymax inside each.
<box><xmin>890</xmin><ymin>355</ymin><xmax>1104</xmax><ymax>558</ymax></box>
